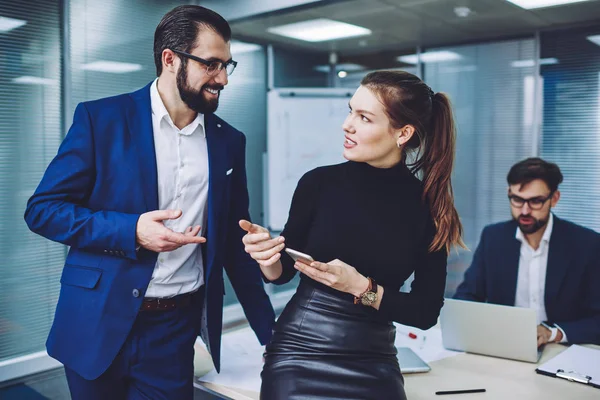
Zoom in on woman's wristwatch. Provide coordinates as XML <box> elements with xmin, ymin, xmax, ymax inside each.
<box><xmin>354</xmin><ymin>277</ymin><xmax>378</xmax><ymax>306</ymax></box>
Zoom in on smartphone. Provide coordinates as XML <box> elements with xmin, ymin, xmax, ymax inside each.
<box><xmin>285</xmin><ymin>248</ymin><xmax>314</xmax><ymax>264</ymax></box>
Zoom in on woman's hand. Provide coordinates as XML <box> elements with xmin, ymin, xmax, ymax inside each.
<box><xmin>240</xmin><ymin>220</ymin><xmax>285</xmax><ymax>281</ymax></box>
<box><xmin>294</xmin><ymin>258</ymin><xmax>369</xmax><ymax>298</ymax></box>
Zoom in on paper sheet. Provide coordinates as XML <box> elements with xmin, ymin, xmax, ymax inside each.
<box><xmin>536</xmin><ymin>345</ymin><xmax>600</xmax><ymax>386</ymax></box>
<box><xmin>394</xmin><ymin>323</ymin><xmax>463</xmax><ymax>363</ymax></box>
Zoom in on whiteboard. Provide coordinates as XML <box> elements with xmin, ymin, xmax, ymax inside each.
<box><xmin>265</xmin><ymin>88</ymin><xmax>353</xmax><ymax>231</ymax></box>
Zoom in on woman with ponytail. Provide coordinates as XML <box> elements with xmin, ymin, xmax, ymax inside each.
<box><xmin>241</xmin><ymin>70</ymin><xmax>465</xmax><ymax>399</ymax></box>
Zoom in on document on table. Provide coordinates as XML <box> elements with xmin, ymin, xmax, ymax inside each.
<box><xmin>536</xmin><ymin>345</ymin><xmax>600</xmax><ymax>389</ymax></box>
<box><xmin>395</xmin><ymin>323</ymin><xmax>463</xmax><ymax>362</ymax></box>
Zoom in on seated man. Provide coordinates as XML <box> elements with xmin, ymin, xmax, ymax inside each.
<box><xmin>455</xmin><ymin>157</ymin><xmax>600</xmax><ymax>346</ymax></box>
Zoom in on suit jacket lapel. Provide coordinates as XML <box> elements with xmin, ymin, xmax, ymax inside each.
<box><xmin>205</xmin><ymin>113</ymin><xmax>228</xmax><ymax>279</ymax></box>
<box><xmin>545</xmin><ymin>216</ymin><xmax>570</xmax><ymax>316</ymax></box>
<box><xmin>127</xmin><ymin>82</ymin><xmax>158</xmax><ymax>212</ymax></box>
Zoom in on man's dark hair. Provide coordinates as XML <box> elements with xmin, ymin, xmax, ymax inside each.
<box><xmin>507</xmin><ymin>157</ymin><xmax>563</xmax><ymax>192</ymax></box>
<box><xmin>153</xmin><ymin>5</ymin><xmax>231</xmax><ymax>76</ymax></box>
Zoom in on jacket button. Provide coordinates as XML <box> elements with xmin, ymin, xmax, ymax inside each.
<box><xmin>132</xmin><ymin>289</ymin><xmax>140</xmax><ymax>298</ymax></box>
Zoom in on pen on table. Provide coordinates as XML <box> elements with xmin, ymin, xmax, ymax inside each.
<box><xmin>436</xmin><ymin>389</ymin><xmax>486</xmax><ymax>395</ymax></box>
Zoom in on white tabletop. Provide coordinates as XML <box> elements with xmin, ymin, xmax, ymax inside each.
<box><xmin>193</xmin><ymin>325</ymin><xmax>599</xmax><ymax>400</ymax></box>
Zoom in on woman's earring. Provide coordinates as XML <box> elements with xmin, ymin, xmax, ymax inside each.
<box><xmin>397</xmin><ymin>141</ymin><xmax>402</xmax><ymax>149</ymax></box>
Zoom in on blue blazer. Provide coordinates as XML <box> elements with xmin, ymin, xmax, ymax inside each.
<box><xmin>25</xmin><ymin>82</ymin><xmax>275</xmax><ymax>379</ymax></box>
<box><xmin>454</xmin><ymin>216</ymin><xmax>600</xmax><ymax>345</ymax></box>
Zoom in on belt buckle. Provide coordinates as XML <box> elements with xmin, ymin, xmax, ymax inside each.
<box><xmin>156</xmin><ymin>297</ymin><xmax>167</xmax><ymax>309</ymax></box>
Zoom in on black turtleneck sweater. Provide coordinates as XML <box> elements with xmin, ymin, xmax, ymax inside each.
<box><xmin>272</xmin><ymin>161</ymin><xmax>448</xmax><ymax>330</ymax></box>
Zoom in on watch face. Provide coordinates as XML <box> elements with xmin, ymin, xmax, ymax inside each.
<box><xmin>361</xmin><ymin>291</ymin><xmax>377</xmax><ymax>306</ymax></box>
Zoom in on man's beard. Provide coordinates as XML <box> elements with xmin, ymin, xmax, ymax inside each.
<box><xmin>177</xmin><ymin>63</ymin><xmax>223</xmax><ymax>114</ymax></box>
<box><xmin>514</xmin><ymin>214</ymin><xmax>549</xmax><ymax>234</ymax></box>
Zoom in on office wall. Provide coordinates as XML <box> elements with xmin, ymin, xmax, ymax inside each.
<box><xmin>273</xmin><ymin>46</ymin><xmax>330</xmax><ymax>87</ymax></box>
<box><xmin>0</xmin><ymin>0</ymin><xmax>63</xmax><ymax>362</ymax></box>
<box><xmin>68</xmin><ymin>0</ymin><xmax>183</xmax><ymax>112</ymax></box>
<box><xmin>540</xmin><ymin>26</ymin><xmax>600</xmax><ymax>232</ymax></box>
<box><xmin>424</xmin><ymin>38</ymin><xmax>538</xmax><ymax>295</ymax></box>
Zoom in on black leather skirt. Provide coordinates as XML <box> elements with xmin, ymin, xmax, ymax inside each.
<box><xmin>261</xmin><ymin>281</ymin><xmax>406</xmax><ymax>400</ymax></box>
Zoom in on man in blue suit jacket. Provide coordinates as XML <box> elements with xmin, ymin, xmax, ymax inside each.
<box><xmin>455</xmin><ymin>158</ymin><xmax>600</xmax><ymax>346</ymax></box>
<box><xmin>24</xmin><ymin>5</ymin><xmax>274</xmax><ymax>399</ymax></box>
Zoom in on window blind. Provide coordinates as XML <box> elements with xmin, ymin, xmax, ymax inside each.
<box><xmin>0</xmin><ymin>0</ymin><xmax>63</xmax><ymax>361</ymax></box>
<box><xmin>424</xmin><ymin>38</ymin><xmax>538</xmax><ymax>295</ymax></box>
<box><xmin>540</xmin><ymin>26</ymin><xmax>600</xmax><ymax>233</ymax></box>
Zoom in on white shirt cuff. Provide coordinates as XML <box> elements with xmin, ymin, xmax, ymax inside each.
<box><xmin>556</xmin><ymin>324</ymin><xmax>568</xmax><ymax>343</ymax></box>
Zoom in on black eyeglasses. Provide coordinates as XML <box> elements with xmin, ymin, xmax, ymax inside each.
<box><xmin>508</xmin><ymin>192</ymin><xmax>554</xmax><ymax>210</ymax></box>
<box><xmin>171</xmin><ymin>49</ymin><xmax>237</xmax><ymax>76</ymax></box>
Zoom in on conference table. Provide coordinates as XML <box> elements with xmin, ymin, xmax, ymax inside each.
<box><xmin>193</xmin><ymin>325</ymin><xmax>599</xmax><ymax>400</ymax></box>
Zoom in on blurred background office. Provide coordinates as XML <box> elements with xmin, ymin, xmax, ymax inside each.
<box><xmin>1</xmin><ymin>0</ymin><xmax>599</xmax><ymax>398</ymax></box>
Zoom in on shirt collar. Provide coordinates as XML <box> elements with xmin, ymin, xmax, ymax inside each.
<box><xmin>150</xmin><ymin>78</ymin><xmax>205</xmax><ymax>137</ymax></box>
<box><xmin>542</xmin><ymin>212</ymin><xmax>554</xmax><ymax>243</ymax></box>
<box><xmin>515</xmin><ymin>212</ymin><xmax>554</xmax><ymax>243</ymax></box>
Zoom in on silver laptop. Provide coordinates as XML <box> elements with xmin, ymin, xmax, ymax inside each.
<box><xmin>440</xmin><ymin>298</ymin><xmax>543</xmax><ymax>363</ymax></box>
<box><xmin>397</xmin><ymin>347</ymin><xmax>431</xmax><ymax>373</ymax></box>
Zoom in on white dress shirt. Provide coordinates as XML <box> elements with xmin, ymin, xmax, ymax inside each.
<box><xmin>145</xmin><ymin>79</ymin><xmax>209</xmax><ymax>298</ymax></box>
<box><xmin>514</xmin><ymin>213</ymin><xmax>567</xmax><ymax>342</ymax></box>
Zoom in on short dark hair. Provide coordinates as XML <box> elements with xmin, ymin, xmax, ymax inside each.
<box><xmin>507</xmin><ymin>157</ymin><xmax>563</xmax><ymax>192</ymax></box>
<box><xmin>153</xmin><ymin>5</ymin><xmax>231</xmax><ymax>76</ymax></box>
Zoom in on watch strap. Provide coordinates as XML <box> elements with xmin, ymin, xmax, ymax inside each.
<box><xmin>354</xmin><ymin>277</ymin><xmax>374</xmax><ymax>305</ymax></box>
<box><xmin>370</xmin><ymin>278</ymin><xmax>378</xmax><ymax>296</ymax></box>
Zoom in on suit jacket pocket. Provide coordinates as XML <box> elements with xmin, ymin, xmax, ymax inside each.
<box><xmin>60</xmin><ymin>265</ymin><xmax>102</xmax><ymax>289</ymax></box>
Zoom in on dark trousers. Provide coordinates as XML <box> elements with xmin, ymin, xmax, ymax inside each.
<box><xmin>65</xmin><ymin>290</ymin><xmax>203</xmax><ymax>400</ymax></box>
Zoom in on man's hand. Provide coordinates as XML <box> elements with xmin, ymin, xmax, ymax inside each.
<box><xmin>537</xmin><ymin>324</ymin><xmax>563</xmax><ymax>347</ymax></box>
<box><xmin>537</xmin><ymin>325</ymin><xmax>551</xmax><ymax>347</ymax></box>
<box><xmin>136</xmin><ymin>209</ymin><xmax>206</xmax><ymax>253</ymax></box>
<box><xmin>240</xmin><ymin>219</ymin><xmax>285</xmax><ymax>268</ymax></box>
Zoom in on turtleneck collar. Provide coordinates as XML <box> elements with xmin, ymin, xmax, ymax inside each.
<box><xmin>346</xmin><ymin>160</ymin><xmax>413</xmax><ymax>181</ymax></box>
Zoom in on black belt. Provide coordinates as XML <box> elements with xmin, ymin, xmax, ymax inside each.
<box><xmin>140</xmin><ymin>290</ymin><xmax>198</xmax><ymax>312</ymax></box>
